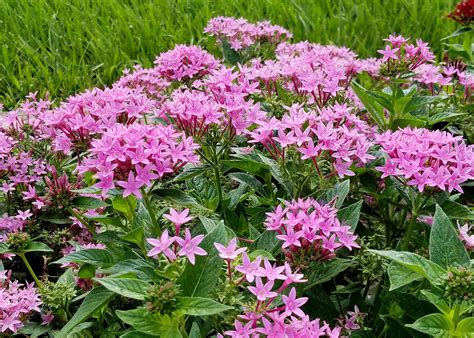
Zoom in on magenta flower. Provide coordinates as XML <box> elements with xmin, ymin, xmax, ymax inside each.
<box><xmin>214</xmin><ymin>238</ymin><xmax>247</xmax><ymax>260</ymax></box>
<box><xmin>247</xmin><ymin>277</ymin><xmax>278</xmax><ymax>301</ymax></box>
<box><xmin>282</xmin><ymin>287</ymin><xmax>308</xmax><ymax>318</ymax></box>
<box><xmin>377</xmin><ymin>45</ymin><xmax>399</xmax><ymax>62</ymax></box>
<box><xmin>163</xmin><ymin>208</ymin><xmax>194</xmax><ymax>227</ymax></box>
<box><xmin>146</xmin><ymin>230</ymin><xmax>176</xmax><ymax>260</ymax></box>
<box><xmin>258</xmin><ymin>258</ymin><xmax>286</xmax><ymax>281</ymax></box>
<box><xmin>236</xmin><ymin>253</ymin><xmax>262</xmax><ymax>283</ymax></box>
<box><xmin>117</xmin><ymin>172</ymin><xmax>144</xmax><ymax>198</ymax></box>
<box><xmin>175</xmin><ymin>228</ymin><xmax>207</xmax><ymax>265</ymax></box>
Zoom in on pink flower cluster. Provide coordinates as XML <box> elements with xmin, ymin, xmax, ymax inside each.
<box><xmin>0</xmin><ymin>270</ymin><xmax>41</xmax><ymax>333</ymax></box>
<box><xmin>375</xmin><ymin>128</ymin><xmax>474</xmax><ymax>193</ymax></box>
<box><xmin>43</xmin><ymin>86</ymin><xmax>156</xmax><ymax>154</ymax></box>
<box><xmin>154</xmin><ymin>44</ymin><xmax>219</xmax><ymax>82</ymax></box>
<box><xmin>204</xmin><ymin>17</ymin><xmax>292</xmax><ymax>51</ymax></box>
<box><xmin>212</xmin><ymin>239</ymin><xmax>347</xmax><ymax>337</ymax></box>
<box><xmin>250</xmin><ymin>103</ymin><xmax>375</xmax><ymax>178</ymax></box>
<box><xmin>115</xmin><ymin>65</ymin><xmax>170</xmax><ymax>99</ymax></box>
<box><xmin>377</xmin><ymin>34</ymin><xmax>434</xmax><ymax>71</ymax></box>
<box><xmin>78</xmin><ymin>123</ymin><xmax>199</xmax><ymax>197</ymax></box>
<box><xmin>146</xmin><ymin>208</ymin><xmax>206</xmax><ymax>265</ymax></box>
<box><xmin>265</xmin><ymin>197</ymin><xmax>359</xmax><ymax>262</ymax></box>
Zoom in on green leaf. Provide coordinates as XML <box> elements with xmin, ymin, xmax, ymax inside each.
<box><xmin>257</xmin><ymin>154</ymin><xmax>293</xmax><ymax>195</ymax></box>
<box><xmin>72</xmin><ymin>196</ymin><xmax>109</xmax><ymax>209</ymax></box>
<box><xmin>429</xmin><ymin>205</ymin><xmax>470</xmax><ymax>268</ymax></box>
<box><xmin>23</xmin><ymin>241</ymin><xmax>53</xmax><ymax>253</ymax></box>
<box><xmin>93</xmin><ymin>277</ymin><xmax>151</xmax><ymax>300</ymax></box>
<box><xmin>120</xmin><ymin>226</ymin><xmax>145</xmax><ymax>247</ymax></box>
<box><xmin>338</xmin><ymin>200</ymin><xmax>363</xmax><ymax>231</ymax></box>
<box><xmin>55</xmin><ymin>249</ymin><xmax>116</xmax><ymax>266</ymax></box>
<box><xmin>429</xmin><ymin>111</ymin><xmax>467</xmax><ymax>125</ymax></box>
<box><xmin>176</xmin><ymin>297</ymin><xmax>233</xmax><ymax>316</ymax></box>
<box><xmin>248</xmin><ymin>249</ymin><xmax>275</xmax><ymax>261</ymax></box>
<box><xmin>228</xmin><ymin>172</ymin><xmax>266</xmax><ymax>196</ymax></box>
<box><xmin>58</xmin><ymin>268</ymin><xmax>76</xmax><ymax>286</ymax></box>
<box><xmin>177</xmin><ymin>224</ymin><xmax>228</xmax><ymax>297</ymax></box>
<box><xmin>387</xmin><ymin>262</ymin><xmax>421</xmax><ymax>291</ymax></box>
<box><xmin>153</xmin><ymin>188</ymin><xmax>208</xmax><ymax>211</ymax></box>
<box><xmin>439</xmin><ymin>200</ymin><xmax>474</xmax><ymax>221</ymax></box>
<box><xmin>320</xmin><ymin>180</ymin><xmax>350</xmax><ymax>208</ymax></box>
<box><xmin>391</xmin><ymin>116</ymin><xmax>426</xmax><ymax>129</ymax></box>
<box><xmin>441</xmin><ymin>26</ymin><xmax>473</xmax><ymax>41</ymax></box>
<box><xmin>188</xmin><ymin>322</ymin><xmax>200</xmax><ymax>338</ymax></box>
<box><xmin>304</xmin><ymin>258</ymin><xmax>353</xmax><ymax>290</ymax></box>
<box><xmin>420</xmin><ymin>290</ymin><xmax>450</xmax><ymax>315</ymax></box>
<box><xmin>116</xmin><ymin>309</ymin><xmax>182</xmax><ymax>337</ymax></box>
<box><xmin>120</xmin><ymin>331</ymin><xmax>157</xmax><ymax>338</ymax></box>
<box><xmin>351</xmin><ymin>82</ymin><xmax>386</xmax><ymax>128</ymax></box>
<box><xmin>78</xmin><ymin>264</ymin><xmax>96</xmax><ymax>279</ymax></box>
<box><xmin>368</xmin><ymin>250</ymin><xmax>446</xmax><ymax>283</ymax></box>
<box><xmin>407</xmin><ymin>313</ymin><xmax>454</xmax><ymax>337</ymax></box>
<box><xmin>112</xmin><ymin>195</ymin><xmax>137</xmax><ymax>220</ymax></box>
<box><xmin>455</xmin><ymin>317</ymin><xmax>474</xmax><ymax>337</ymax></box>
<box><xmin>58</xmin><ymin>286</ymin><xmax>115</xmax><ymax>337</ymax></box>
<box><xmin>171</xmin><ymin>164</ymin><xmax>212</xmax><ymax>183</ymax></box>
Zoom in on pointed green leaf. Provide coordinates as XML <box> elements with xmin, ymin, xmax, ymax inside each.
<box><xmin>407</xmin><ymin>313</ymin><xmax>454</xmax><ymax>337</ymax></box>
<box><xmin>429</xmin><ymin>205</ymin><xmax>470</xmax><ymax>268</ymax></box>
<box><xmin>93</xmin><ymin>277</ymin><xmax>151</xmax><ymax>300</ymax></box>
<box><xmin>176</xmin><ymin>297</ymin><xmax>233</xmax><ymax>316</ymax></box>
<box><xmin>388</xmin><ymin>262</ymin><xmax>422</xmax><ymax>291</ymax></box>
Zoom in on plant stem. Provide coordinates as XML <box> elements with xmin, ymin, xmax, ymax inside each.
<box><xmin>401</xmin><ymin>211</ymin><xmax>417</xmax><ymax>250</ymax></box>
<box><xmin>19</xmin><ymin>253</ymin><xmax>42</xmax><ymax>288</ymax></box>
<box><xmin>142</xmin><ymin>189</ymin><xmax>161</xmax><ymax>235</ymax></box>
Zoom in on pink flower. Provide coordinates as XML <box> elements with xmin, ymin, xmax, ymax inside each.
<box><xmin>175</xmin><ymin>228</ymin><xmax>207</xmax><ymax>265</ymax></box>
<box><xmin>236</xmin><ymin>253</ymin><xmax>262</xmax><ymax>283</ymax></box>
<box><xmin>377</xmin><ymin>45</ymin><xmax>399</xmax><ymax>62</ymax></box>
<box><xmin>163</xmin><ymin>208</ymin><xmax>194</xmax><ymax>227</ymax></box>
<box><xmin>146</xmin><ymin>230</ymin><xmax>176</xmax><ymax>260</ymax></box>
<box><xmin>258</xmin><ymin>258</ymin><xmax>286</xmax><ymax>281</ymax></box>
<box><xmin>117</xmin><ymin>172</ymin><xmax>144</xmax><ymax>198</ymax></box>
<box><xmin>214</xmin><ymin>238</ymin><xmax>247</xmax><ymax>260</ymax></box>
<box><xmin>282</xmin><ymin>287</ymin><xmax>308</xmax><ymax>318</ymax></box>
<box><xmin>247</xmin><ymin>277</ymin><xmax>278</xmax><ymax>301</ymax></box>
<box><xmin>458</xmin><ymin>222</ymin><xmax>474</xmax><ymax>250</ymax></box>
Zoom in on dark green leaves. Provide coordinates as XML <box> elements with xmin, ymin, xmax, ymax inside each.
<box><xmin>72</xmin><ymin>196</ymin><xmax>109</xmax><ymax>209</ymax></box>
<box><xmin>176</xmin><ymin>297</ymin><xmax>233</xmax><ymax>316</ymax></box>
<box><xmin>93</xmin><ymin>277</ymin><xmax>151</xmax><ymax>300</ymax></box>
<box><xmin>55</xmin><ymin>249</ymin><xmax>116</xmax><ymax>266</ymax></box>
<box><xmin>429</xmin><ymin>205</ymin><xmax>470</xmax><ymax>268</ymax></box>
<box><xmin>58</xmin><ymin>287</ymin><xmax>115</xmax><ymax>337</ymax></box>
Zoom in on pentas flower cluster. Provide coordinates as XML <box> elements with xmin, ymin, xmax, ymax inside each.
<box><xmin>375</xmin><ymin>128</ymin><xmax>474</xmax><ymax>193</ymax></box>
<box><xmin>204</xmin><ymin>16</ymin><xmax>292</xmax><ymax>51</ymax></box>
<box><xmin>43</xmin><ymin>86</ymin><xmax>156</xmax><ymax>154</ymax></box>
<box><xmin>146</xmin><ymin>208</ymin><xmax>206</xmax><ymax>265</ymax></box>
<box><xmin>0</xmin><ymin>270</ymin><xmax>42</xmax><ymax>333</ymax></box>
<box><xmin>212</xmin><ymin>239</ymin><xmax>349</xmax><ymax>337</ymax></box>
<box><xmin>154</xmin><ymin>44</ymin><xmax>219</xmax><ymax>82</ymax></box>
<box><xmin>448</xmin><ymin>0</ymin><xmax>474</xmax><ymax>25</ymax></box>
<box><xmin>265</xmin><ymin>197</ymin><xmax>359</xmax><ymax>264</ymax></box>
<box><xmin>377</xmin><ymin>34</ymin><xmax>434</xmax><ymax>74</ymax></box>
<box><xmin>115</xmin><ymin>65</ymin><xmax>170</xmax><ymax>99</ymax></box>
<box><xmin>250</xmin><ymin>103</ymin><xmax>375</xmax><ymax>178</ymax></box>
<box><xmin>159</xmin><ymin>82</ymin><xmax>264</xmax><ymax>138</ymax></box>
<box><xmin>78</xmin><ymin>123</ymin><xmax>199</xmax><ymax>197</ymax></box>
<box><xmin>243</xmin><ymin>41</ymin><xmax>376</xmax><ymax>106</ymax></box>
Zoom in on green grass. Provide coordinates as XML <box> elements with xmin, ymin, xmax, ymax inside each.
<box><xmin>0</xmin><ymin>0</ymin><xmax>457</xmax><ymax>108</ymax></box>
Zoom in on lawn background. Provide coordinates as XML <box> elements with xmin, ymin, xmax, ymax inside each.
<box><xmin>0</xmin><ymin>0</ymin><xmax>457</xmax><ymax>108</ymax></box>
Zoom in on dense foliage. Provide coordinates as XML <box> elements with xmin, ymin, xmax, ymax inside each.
<box><xmin>0</xmin><ymin>6</ymin><xmax>473</xmax><ymax>338</ymax></box>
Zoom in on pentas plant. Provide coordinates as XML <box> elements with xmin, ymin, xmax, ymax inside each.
<box><xmin>0</xmin><ymin>270</ymin><xmax>41</xmax><ymax>334</ymax></box>
<box><xmin>375</xmin><ymin>127</ymin><xmax>474</xmax><ymax>193</ymax></box>
<box><xmin>249</xmin><ymin>103</ymin><xmax>375</xmax><ymax>178</ymax></box>
<box><xmin>78</xmin><ymin>123</ymin><xmax>199</xmax><ymax>198</ymax></box>
<box><xmin>265</xmin><ymin>198</ymin><xmax>359</xmax><ymax>266</ymax></box>
<box><xmin>205</xmin><ymin>16</ymin><xmax>292</xmax><ymax>51</ymax></box>
<box><xmin>0</xmin><ymin>15</ymin><xmax>473</xmax><ymax>338</ymax></box>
